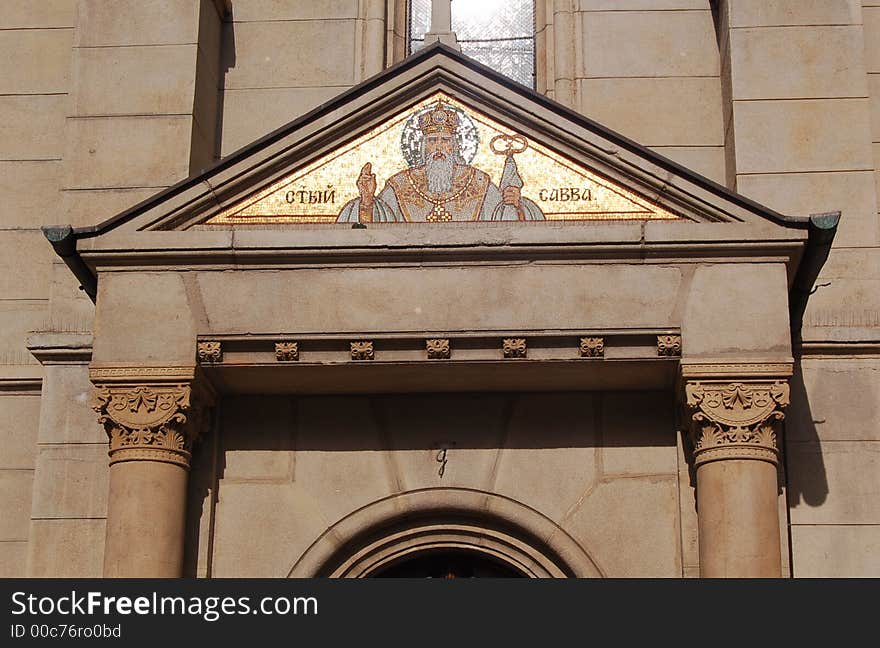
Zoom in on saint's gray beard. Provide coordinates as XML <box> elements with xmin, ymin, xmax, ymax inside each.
<box><xmin>425</xmin><ymin>156</ymin><xmax>456</xmax><ymax>194</ymax></box>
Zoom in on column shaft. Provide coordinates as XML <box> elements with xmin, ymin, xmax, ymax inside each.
<box><xmin>696</xmin><ymin>459</ymin><xmax>780</xmax><ymax>577</ymax></box>
<box><xmin>104</xmin><ymin>461</ymin><xmax>189</xmax><ymax>577</ymax></box>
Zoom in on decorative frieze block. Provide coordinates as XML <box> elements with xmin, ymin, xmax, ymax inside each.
<box><xmin>197</xmin><ymin>341</ymin><xmax>222</xmax><ymax>363</ymax></box>
<box><xmin>657</xmin><ymin>335</ymin><xmax>681</xmax><ymax>357</ymax></box>
<box><xmin>683</xmin><ymin>380</ymin><xmax>789</xmax><ymax>467</ymax></box>
<box><xmin>579</xmin><ymin>337</ymin><xmax>604</xmax><ymax>357</ymax></box>
<box><xmin>350</xmin><ymin>341</ymin><xmax>374</xmax><ymax>361</ymax></box>
<box><xmin>275</xmin><ymin>341</ymin><xmax>299</xmax><ymax>362</ymax></box>
<box><xmin>502</xmin><ymin>338</ymin><xmax>527</xmax><ymax>358</ymax></box>
<box><xmin>92</xmin><ymin>383</ymin><xmax>207</xmax><ymax>469</ymax></box>
<box><xmin>426</xmin><ymin>338</ymin><xmax>451</xmax><ymax>359</ymax></box>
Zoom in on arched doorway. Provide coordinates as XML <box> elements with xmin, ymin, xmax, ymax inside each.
<box><xmin>289</xmin><ymin>488</ymin><xmax>604</xmax><ymax>578</ymax></box>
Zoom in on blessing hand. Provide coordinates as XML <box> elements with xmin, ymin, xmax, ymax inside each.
<box><xmin>357</xmin><ymin>162</ymin><xmax>377</xmax><ymax>207</ymax></box>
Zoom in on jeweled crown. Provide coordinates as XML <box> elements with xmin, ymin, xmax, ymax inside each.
<box><xmin>418</xmin><ymin>101</ymin><xmax>458</xmax><ymax>135</ymax></box>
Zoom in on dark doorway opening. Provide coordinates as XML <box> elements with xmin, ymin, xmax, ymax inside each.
<box><xmin>371</xmin><ymin>550</ymin><xmax>525</xmax><ymax>578</ymax></box>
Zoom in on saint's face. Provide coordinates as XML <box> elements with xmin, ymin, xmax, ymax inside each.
<box><xmin>425</xmin><ymin>133</ymin><xmax>455</xmax><ymax>161</ymax></box>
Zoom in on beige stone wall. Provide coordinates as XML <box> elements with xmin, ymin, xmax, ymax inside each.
<box><xmin>539</xmin><ymin>1</ymin><xmax>725</xmax><ymax>184</ymax></box>
<box><xmin>25</xmin><ymin>356</ymin><xmax>107</xmax><ymax>578</ymax></box>
<box><xmin>788</xmin><ymin>356</ymin><xmax>880</xmax><ymax>577</ymax></box>
<box><xmin>715</xmin><ymin>0</ymin><xmax>880</xmax><ymax>577</ymax></box>
<box><xmin>1</xmin><ymin>1</ymin><xmax>878</xmax><ymax>577</ymax></box>
<box><xmin>218</xmin><ymin>0</ymin><xmax>386</xmax><ymax>155</ymax></box>
<box><xmin>0</xmin><ymin>1</ymin><xmax>229</xmax><ymax>578</ymax></box>
<box><xmin>0</xmin><ymin>3</ymin><xmax>72</xmax><ymax>359</ymax></box>
<box><xmin>199</xmin><ymin>392</ymin><xmax>686</xmax><ymax>577</ymax></box>
<box><xmin>63</xmin><ymin>0</ymin><xmax>223</xmax><ymax>227</ymax></box>
<box><xmin>0</xmin><ymin>390</ymin><xmax>41</xmax><ymax>576</ymax></box>
<box><xmin>0</xmin><ymin>1</ymin><xmax>76</xmax><ymax>577</ymax></box>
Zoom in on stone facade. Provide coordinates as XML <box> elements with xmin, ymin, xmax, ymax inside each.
<box><xmin>1</xmin><ymin>1</ymin><xmax>877</xmax><ymax>578</ymax></box>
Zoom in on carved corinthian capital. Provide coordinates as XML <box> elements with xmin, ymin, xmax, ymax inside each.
<box><xmin>91</xmin><ymin>376</ymin><xmax>209</xmax><ymax>469</ymax></box>
<box><xmin>683</xmin><ymin>380</ymin><xmax>789</xmax><ymax>467</ymax></box>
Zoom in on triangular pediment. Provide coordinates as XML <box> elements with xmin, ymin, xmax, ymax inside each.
<box><xmin>206</xmin><ymin>92</ymin><xmax>678</xmax><ymax>225</ymax></box>
<box><xmin>83</xmin><ymin>43</ymin><xmax>803</xmax><ymax>234</ymax></box>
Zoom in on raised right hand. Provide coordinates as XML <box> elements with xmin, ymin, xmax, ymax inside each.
<box><xmin>356</xmin><ymin>162</ymin><xmax>377</xmax><ymax>205</ymax></box>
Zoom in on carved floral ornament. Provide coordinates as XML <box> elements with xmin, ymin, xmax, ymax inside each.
<box><xmin>579</xmin><ymin>337</ymin><xmax>604</xmax><ymax>357</ymax></box>
<box><xmin>92</xmin><ymin>383</ymin><xmax>208</xmax><ymax>469</ymax></box>
<box><xmin>683</xmin><ymin>380</ymin><xmax>790</xmax><ymax>466</ymax></box>
<box><xmin>502</xmin><ymin>338</ymin><xmax>527</xmax><ymax>358</ymax></box>
<box><xmin>351</xmin><ymin>341</ymin><xmax>375</xmax><ymax>361</ymax></box>
<box><xmin>657</xmin><ymin>335</ymin><xmax>682</xmax><ymax>356</ymax></box>
<box><xmin>426</xmin><ymin>338</ymin><xmax>451</xmax><ymax>359</ymax></box>
<box><xmin>275</xmin><ymin>342</ymin><xmax>299</xmax><ymax>361</ymax></box>
<box><xmin>197</xmin><ymin>341</ymin><xmax>222</xmax><ymax>363</ymax></box>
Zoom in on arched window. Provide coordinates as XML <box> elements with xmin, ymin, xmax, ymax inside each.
<box><xmin>408</xmin><ymin>0</ymin><xmax>536</xmax><ymax>88</ymax></box>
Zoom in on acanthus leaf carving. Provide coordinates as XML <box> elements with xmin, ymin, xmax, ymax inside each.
<box><xmin>92</xmin><ymin>382</ymin><xmax>205</xmax><ymax>469</ymax></box>
<box><xmin>683</xmin><ymin>380</ymin><xmax>788</xmax><ymax>466</ymax></box>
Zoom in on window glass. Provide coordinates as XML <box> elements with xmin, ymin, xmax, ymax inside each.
<box><xmin>409</xmin><ymin>0</ymin><xmax>535</xmax><ymax>88</ymax></box>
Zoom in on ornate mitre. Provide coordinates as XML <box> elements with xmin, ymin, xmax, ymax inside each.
<box><xmin>419</xmin><ymin>101</ymin><xmax>459</xmax><ymax>135</ymax></box>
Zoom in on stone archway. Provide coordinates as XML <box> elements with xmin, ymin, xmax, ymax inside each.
<box><xmin>288</xmin><ymin>488</ymin><xmax>604</xmax><ymax>578</ymax></box>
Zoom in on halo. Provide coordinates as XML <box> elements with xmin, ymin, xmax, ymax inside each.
<box><xmin>400</xmin><ymin>102</ymin><xmax>479</xmax><ymax>167</ymax></box>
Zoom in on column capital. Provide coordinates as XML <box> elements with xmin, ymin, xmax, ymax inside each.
<box><xmin>90</xmin><ymin>366</ymin><xmax>213</xmax><ymax>469</ymax></box>
<box><xmin>682</xmin><ymin>377</ymin><xmax>789</xmax><ymax>466</ymax></box>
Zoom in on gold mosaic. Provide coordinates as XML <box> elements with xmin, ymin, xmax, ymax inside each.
<box><xmin>207</xmin><ymin>93</ymin><xmax>680</xmax><ymax>225</ymax></box>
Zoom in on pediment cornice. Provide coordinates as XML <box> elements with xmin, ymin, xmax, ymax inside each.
<box><xmin>68</xmin><ymin>43</ymin><xmax>812</xmax><ymax>237</ymax></box>
<box><xmin>46</xmin><ymin>44</ymin><xmax>834</xmax><ymax>344</ymax></box>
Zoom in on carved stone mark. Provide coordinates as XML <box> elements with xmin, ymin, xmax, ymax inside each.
<box><xmin>197</xmin><ymin>341</ymin><xmax>222</xmax><ymax>363</ymax></box>
<box><xmin>579</xmin><ymin>337</ymin><xmax>604</xmax><ymax>358</ymax></box>
<box><xmin>502</xmin><ymin>338</ymin><xmax>527</xmax><ymax>359</ymax></box>
<box><xmin>351</xmin><ymin>341</ymin><xmax>374</xmax><ymax>361</ymax></box>
<box><xmin>275</xmin><ymin>342</ymin><xmax>299</xmax><ymax>362</ymax></box>
<box><xmin>657</xmin><ymin>335</ymin><xmax>682</xmax><ymax>357</ymax></box>
<box><xmin>426</xmin><ymin>338</ymin><xmax>451</xmax><ymax>360</ymax></box>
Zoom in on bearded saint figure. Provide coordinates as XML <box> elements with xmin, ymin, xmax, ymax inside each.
<box><xmin>336</xmin><ymin>102</ymin><xmax>544</xmax><ymax>223</ymax></box>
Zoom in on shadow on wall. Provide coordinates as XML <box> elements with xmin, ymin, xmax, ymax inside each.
<box><xmin>181</xmin><ymin>390</ymin><xmax>677</xmax><ymax>576</ymax></box>
<box><xmin>204</xmin><ymin>391</ymin><xmax>674</xmax><ymax>451</ymax></box>
<box><xmin>785</xmin><ymin>361</ymin><xmax>829</xmax><ymax>508</ymax></box>
<box><xmin>214</xmin><ymin>6</ymin><xmax>236</xmax><ymax>162</ymax></box>
<box><xmin>183</xmin><ymin>406</ymin><xmax>224</xmax><ymax>577</ymax></box>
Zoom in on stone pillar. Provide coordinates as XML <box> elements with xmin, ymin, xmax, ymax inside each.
<box><xmin>424</xmin><ymin>0</ymin><xmax>459</xmax><ymax>50</ymax></box>
<box><xmin>682</xmin><ymin>372</ymin><xmax>790</xmax><ymax>577</ymax></box>
<box><xmin>91</xmin><ymin>369</ymin><xmax>212</xmax><ymax>577</ymax></box>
